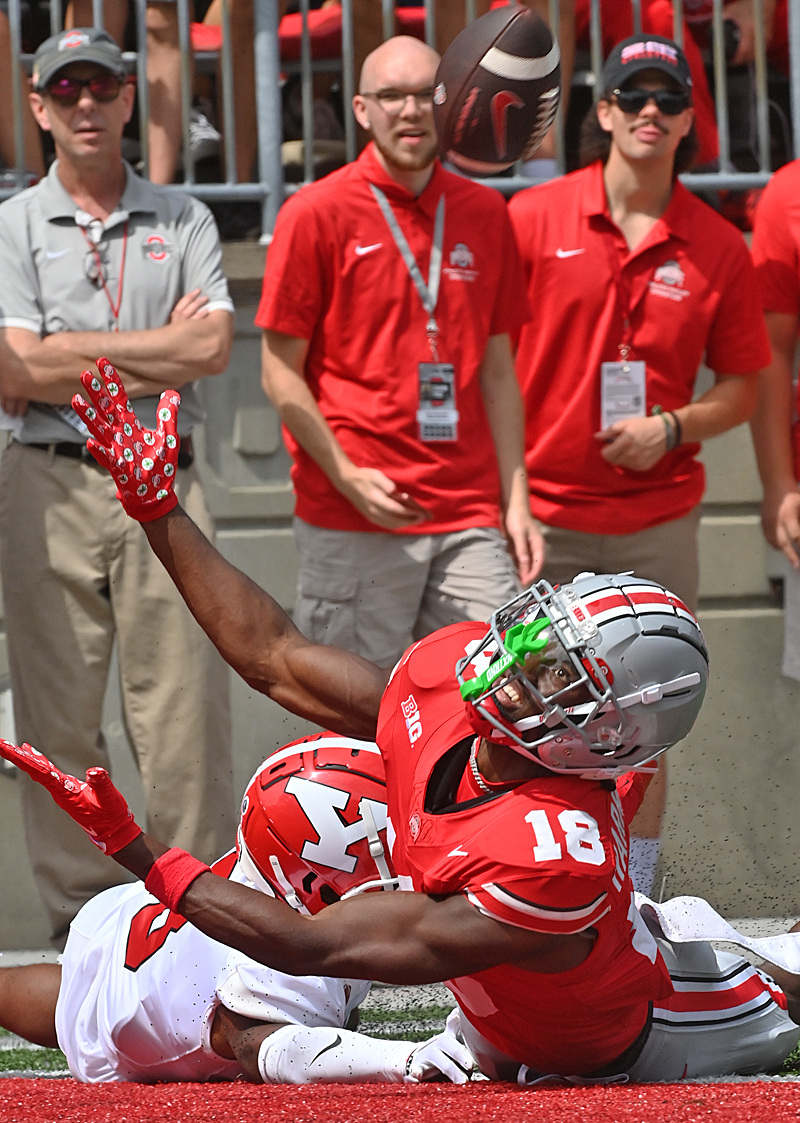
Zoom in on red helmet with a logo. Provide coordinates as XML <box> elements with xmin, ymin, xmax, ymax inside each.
<box><xmin>236</xmin><ymin>732</ymin><xmax>396</xmax><ymax>914</ymax></box>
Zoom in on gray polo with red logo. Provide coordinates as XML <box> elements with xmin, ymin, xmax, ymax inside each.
<box><xmin>0</xmin><ymin>160</ymin><xmax>233</xmax><ymax>441</ymax></box>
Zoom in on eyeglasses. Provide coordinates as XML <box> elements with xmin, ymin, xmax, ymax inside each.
<box><xmin>44</xmin><ymin>73</ymin><xmax>124</xmax><ymax>106</ymax></box>
<box><xmin>361</xmin><ymin>88</ymin><xmax>435</xmax><ymax>114</ymax></box>
<box><xmin>612</xmin><ymin>87</ymin><xmax>691</xmax><ymax>116</ymax></box>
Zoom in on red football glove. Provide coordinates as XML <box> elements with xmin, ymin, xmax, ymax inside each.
<box><xmin>0</xmin><ymin>740</ymin><xmax>142</xmax><ymax>855</ymax></box>
<box><xmin>71</xmin><ymin>358</ymin><xmax>181</xmax><ymax>523</ymax></box>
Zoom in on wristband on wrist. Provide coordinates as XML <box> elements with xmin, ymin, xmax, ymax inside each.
<box><xmin>667</xmin><ymin>410</ymin><xmax>682</xmax><ymax>448</ymax></box>
<box><xmin>144</xmin><ymin>848</ymin><xmax>211</xmax><ymax>912</ymax></box>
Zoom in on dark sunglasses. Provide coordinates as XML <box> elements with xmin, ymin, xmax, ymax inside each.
<box><xmin>44</xmin><ymin>73</ymin><xmax>124</xmax><ymax>106</ymax></box>
<box><xmin>612</xmin><ymin>87</ymin><xmax>691</xmax><ymax>116</ymax></box>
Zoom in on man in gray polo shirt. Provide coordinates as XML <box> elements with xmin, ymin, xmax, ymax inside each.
<box><xmin>0</xmin><ymin>28</ymin><xmax>236</xmax><ymax>947</ymax></box>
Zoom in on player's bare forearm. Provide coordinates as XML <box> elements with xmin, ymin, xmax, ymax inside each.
<box><xmin>43</xmin><ymin>310</ymin><xmax>233</xmax><ymax>381</ymax></box>
<box><xmin>121</xmin><ymin>847</ymin><xmax>589</xmax><ymax>984</ymax></box>
<box><xmin>143</xmin><ymin>506</ymin><xmax>387</xmax><ymax>737</ymax></box>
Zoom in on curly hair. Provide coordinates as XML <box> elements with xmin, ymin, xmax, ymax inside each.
<box><xmin>578</xmin><ymin>100</ymin><xmax>699</xmax><ymax>177</ymax></box>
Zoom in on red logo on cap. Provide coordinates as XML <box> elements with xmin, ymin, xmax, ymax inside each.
<box><xmin>60</xmin><ymin>30</ymin><xmax>90</xmax><ymax>49</ymax></box>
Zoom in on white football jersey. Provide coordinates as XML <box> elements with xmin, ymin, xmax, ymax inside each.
<box><xmin>55</xmin><ymin>861</ymin><xmax>369</xmax><ymax>1083</ymax></box>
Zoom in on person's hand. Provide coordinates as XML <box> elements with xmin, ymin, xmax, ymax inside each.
<box><xmin>762</xmin><ymin>485</ymin><xmax>800</xmax><ymax>566</ymax></box>
<box><xmin>338</xmin><ymin>465</ymin><xmax>430</xmax><ymax>530</ymax></box>
<box><xmin>72</xmin><ymin>359</ymin><xmax>181</xmax><ymax>522</ymax></box>
<box><xmin>595</xmin><ymin>415</ymin><xmax>669</xmax><ymax>472</ymax></box>
<box><xmin>403</xmin><ymin>1010</ymin><xmax>476</xmax><ymax>1084</ymax></box>
<box><xmin>503</xmin><ymin>499</ymin><xmax>545</xmax><ymax>586</ymax></box>
<box><xmin>0</xmin><ymin>394</ymin><xmax>28</xmax><ymax>417</ymax></box>
<box><xmin>0</xmin><ymin>740</ymin><xmax>142</xmax><ymax>854</ymax></box>
<box><xmin>725</xmin><ymin>0</ymin><xmax>776</xmax><ymax>66</ymax></box>
<box><xmin>170</xmin><ymin>288</ymin><xmax>210</xmax><ymax>322</ymax></box>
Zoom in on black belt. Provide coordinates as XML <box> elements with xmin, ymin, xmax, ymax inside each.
<box><xmin>25</xmin><ymin>435</ymin><xmax>194</xmax><ymax>470</ymax></box>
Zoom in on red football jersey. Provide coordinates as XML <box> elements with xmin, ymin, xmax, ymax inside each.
<box><xmin>377</xmin><ymin>623</ymin><xmax>673</xmax><ymax>1076</ymax></box>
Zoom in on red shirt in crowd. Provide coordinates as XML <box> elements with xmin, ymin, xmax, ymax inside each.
<box><xmin>255</xmin><ymin>144</ymin><xmax>531</xmax><ymax>535</ymax></box>
<box><xmin>752</xmin><ymin>158</ymin><xmax>800</xmax><ymax>474</ymax></box>
<box><xmin>508</xmin><ymin>161</ymin><xmax>769</xmax><ymax>536</ymax></box>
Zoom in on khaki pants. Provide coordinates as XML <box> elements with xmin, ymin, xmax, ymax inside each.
<box><xmin>0</xmin><ymin>442</ymin><xmax>235</xmax><ymax>947</ymax></box>
<box><xmin>293</xmin><ymin>520</ymin><xmax>521</xmax><ymax>667</ymax></box>
<box><xmin>538</xmin><ymin>508</ymin><xmax>702</xmax><ymax>613</ymax></box>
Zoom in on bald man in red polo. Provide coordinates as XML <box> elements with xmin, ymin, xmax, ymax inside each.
<box><xmin>257</xmin><ymin>35</ymin><xmax>542</xmax><ymax>669</ymax></box>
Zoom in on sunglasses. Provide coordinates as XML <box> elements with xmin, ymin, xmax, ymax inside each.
<box><xmin>44</xmin><ymin>73</ymin><xmax>124</xmax><ymax>106</ymax></box>
<box><xmin>612</xmin><ymin>87</ymin><xmax>691</xmax><ymax>116</ymax></box>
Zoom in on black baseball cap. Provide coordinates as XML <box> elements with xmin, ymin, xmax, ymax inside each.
<box><xmin>32</xmin><ymin>28</ymin><xmax>127</xmax><ymax>91</ymax></box>
<box><xmin>600</xmin><ymin>34</ymin><xmax>693</xmax><ymax>99</ymax></box>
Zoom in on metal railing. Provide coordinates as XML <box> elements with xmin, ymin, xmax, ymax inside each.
<box><xmin>2</xmin><ymin>0</ymin><xmax>799</xmax><ymax>233</ymax></box>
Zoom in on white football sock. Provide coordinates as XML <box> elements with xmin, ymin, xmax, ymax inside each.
<box><xmin>629</xmin><ymin>837</ymin><xmax>661</xmax><ymax>896</ymax></box>
<box><xmin>258</xmin><ymin>1025</ymin><xmax>413</xmax><ymax>1084</ymax></box>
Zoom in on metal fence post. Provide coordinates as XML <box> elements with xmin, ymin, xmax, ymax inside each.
<box><xmin>255</xmin><ymin>0</ymin><xmax>284</xmax><ymax>238</ymax></box>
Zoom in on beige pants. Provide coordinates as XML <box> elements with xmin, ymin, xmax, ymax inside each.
<box><xmin>293</xmin><ymin>520</ymin><xmax>521</xmax><ymax>667</ymax></box>
<box><xmin>538</xmin><ymin>508</ymin><xmax>702</xmax><ymax>613</ymax></box>
<box><xmin>0</xmin><ymin>442</ymin><xmax>235</xmax><ymax>946</ymax></box>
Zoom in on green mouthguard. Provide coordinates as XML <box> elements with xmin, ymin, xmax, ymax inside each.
<box><xmin>459</xmin><ymin>617</ymin><xmax>551</xmax><ymax>701</ymax></box>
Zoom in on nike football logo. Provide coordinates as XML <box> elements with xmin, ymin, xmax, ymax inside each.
<box><xmin>46</xmin><ymin>248</ymin><xmax>71</xmax><ymax>259</ymax></box>
<box><xmin>355</xmin><ymin>242</ymin><xmax>382</xmax><ymax>256</ymax></box>
<box><xmin>555</xmin><ymin>247</ymin><xmax>586</xmax><ymax>258</ymax></box>
<box><xmin>448</xmin><ymin>846</ymin><xmax>469</xmax><ymax>857</ymax></box>
<box><xmin>310</xmin><ymin>1034</ymin><xmax>342</xmax><ymax>1064</ymax></box>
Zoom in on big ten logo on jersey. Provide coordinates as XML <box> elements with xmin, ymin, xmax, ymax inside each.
<box><xmin>124</xmin><ymin>851</ymin><xmax>237</xmax><ymax>971</ymax></box>
<box><xmin>285</xmin><ymin>774</ymin><xmax>388</xmax><ymax>874</ymax></box>
<box><xmin>401</xmin><ymin>694</ymin><xmax>422</xmax><ymax>744</ymax></box>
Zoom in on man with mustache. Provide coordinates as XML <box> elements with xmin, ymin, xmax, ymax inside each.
<box><xmin>507</xmin><ymin>34</ymin><xmax>771</xmax><ymax>897</ymax></box>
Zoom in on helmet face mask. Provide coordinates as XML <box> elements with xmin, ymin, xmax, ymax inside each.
<box><xmin>236</xmin><ymin>737</ymin><xmax>397</xmax><ymax>913</ymax></box>
<box><xmin>458</xmin><ymin>574</ymin><xmax>708</xmax><ymax>777</ymax></box>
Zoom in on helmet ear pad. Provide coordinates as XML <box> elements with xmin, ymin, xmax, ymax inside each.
<box><xmin>236</xmin><ymin>738</ymin><xmax>397</xmax><ymax>912</ymax></box>
<box><xmin>458</xmin><ymin>574</ymin><xmax>708</xmax><ymax>776</ymax></box>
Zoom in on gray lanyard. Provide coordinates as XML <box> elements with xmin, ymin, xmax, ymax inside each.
<box><xmin>369</xmin><ymin>183</ymin><xmax>445</xmax><ymax>360</ymax></box>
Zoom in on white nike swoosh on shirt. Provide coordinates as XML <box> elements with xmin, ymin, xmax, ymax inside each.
<box><xmin>355</xmin><ymin>242</ymin><xmax>383</xmax><ymax>256</ymax></box>
<box><xmin>45</xmin><ymin>248</ymin><xmax>71</xmax><ymax>259</ymax></box>
<box><xmin>555</xmin><ymin>247</ymin><xmax>586</xmax><ymax>258</ymax></box>
<box><xmin>448</xmin><ymin>847</ymin><xmax>469</xmax><ymax>857</ymax></box>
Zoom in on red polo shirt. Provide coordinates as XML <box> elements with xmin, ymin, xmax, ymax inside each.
<box><xmin>508</xmin><ymin>161</ymin><xmax>769</xmax><ymax>535</ymax></box>
<box><xmin>752</xmin><ymin>159</ymin><xmax>800</xmax><ymax>318</ymax></box>
<box><xmin>256</xmin><ymin>144</ymin><xmax>531</xmax><ymax>535</ymax></box>
<box><xmin>752</xmin><ymin>159</ymin><xmax>800</xmax><ymax>477</ymax></box>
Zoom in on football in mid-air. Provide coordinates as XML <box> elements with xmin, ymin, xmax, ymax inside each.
<box><xmin>433</xmin><ymin>5</ymin><xmax>561</xmax><ymax>174</ymax></box>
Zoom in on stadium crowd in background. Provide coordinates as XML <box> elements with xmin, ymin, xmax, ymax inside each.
<box><xmin>257</xmin><ymin>34</ymin><xmax>543</xmax><ymax>668</ymax></box>
<box><xmin>507</xmin><ymin>33</ymin><xmax>770</xmax><ymax>894</ymax></box>
<box><xmin>0</xmin><ymin>27</ymin><xmax>236</xmax><ymax>948</ymax></box>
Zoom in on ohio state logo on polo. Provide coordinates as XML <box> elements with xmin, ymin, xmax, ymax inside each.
<box><xmin>142</xmin><ymin>235</ymin><xmax>173</xmax><ymax>263</ymax></box>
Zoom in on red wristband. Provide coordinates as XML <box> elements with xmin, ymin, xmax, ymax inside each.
<box><xmin>144</xmin><ymin>848</ymin><xmax>211</xmax><ymax>912</ymax></box>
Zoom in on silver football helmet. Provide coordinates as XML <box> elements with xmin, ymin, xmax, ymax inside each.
<box><xmin>457</xmin><ymin>573</ymin><xmax>708</xmax><ymax>777</ymax></box>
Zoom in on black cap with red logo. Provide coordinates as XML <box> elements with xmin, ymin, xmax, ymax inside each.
<box><xmin>600</xmin><ymin>34</ymin><xmax>693</xmax><ymax>99</ymax></box>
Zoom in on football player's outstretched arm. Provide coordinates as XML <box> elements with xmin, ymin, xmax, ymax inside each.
<box><xmin>114</xmin><ymin>832</ymin><xmax>590</xmax><ymax>985</ymax></box>
<box><xmin>142</xmin><ymin>509</ymin><xmax>387</xmax><ymax>739</ymax></box>
<box><xmin>0</xmin><ymin>743</ymin><xmax>592</xmax><ymax>986</ymax></box>
<box><xmin>72</xmin><ymin>363</ymin><xmax>387</xmax><ymax>739</ymax></box>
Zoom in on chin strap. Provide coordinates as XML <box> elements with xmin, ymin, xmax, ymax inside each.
<box><xmin>358</xmin><ymin>799</ymin><xmax>396</xmax><ymax>888</ymax></box>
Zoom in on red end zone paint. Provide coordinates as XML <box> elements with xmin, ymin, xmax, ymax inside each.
<box><xmin>1</xmin><ymin>1080</ymin><xmax>799</xmax><ymax>1123</ymax></box>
